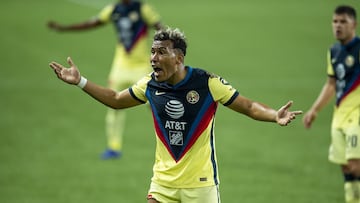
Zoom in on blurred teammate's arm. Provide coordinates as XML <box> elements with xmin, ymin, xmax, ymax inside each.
<box><xmin>47</xmin><ymin>3</ymin><xmax>114</xmax><ymax>32</ymax></box>
<box><xmin>303</xmin><ymin>77</ymin><xmax>336</xmax><ymax>128</ymax></box>
<box><xmin>141</xmin><ymin>2</ymin><xmax>163</xmax><ymax>31</ymax></box>
<box><xmin>47</xmin><ymin>18</ymin><xmax>104</xmax><ymax>32</ymax></box>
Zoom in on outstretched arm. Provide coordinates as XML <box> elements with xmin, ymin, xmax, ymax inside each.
<box><xmin>49</xmin><ymin>57</ymin><xmax>142</xmax><ymax>109</ymax></box>
<box><xmin>303</xmin><ymin>77</ymin><xmax>335</xmax><ymax>129</ymax></box>
<box><xmin>47</xmin><ymin>18</ymin><xmax>104</xmax><ymax>32</ymax></box>
<box><xmin>227</xmin><ymin>95</ymin><xmax>302</xmax><ymax>126</ymax></box>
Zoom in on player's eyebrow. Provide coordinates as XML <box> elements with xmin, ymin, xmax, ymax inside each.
<box><xmin>151</xmin><ymin>46</ymin><xmax>171</xmax><ymax>53</ymax></box>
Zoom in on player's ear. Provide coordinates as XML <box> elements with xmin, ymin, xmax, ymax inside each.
<box><xmin>175</xmin><ymin>51</ymin><xmax>184</xmax><ymax>65</ymax></box>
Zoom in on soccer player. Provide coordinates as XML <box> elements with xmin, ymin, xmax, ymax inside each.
<box><xmin>49</xmin><ymin>27</ymin><xmax>302</xmax><ymax>203</ymax></box>
<box><xmin>48</xmin><ymin>0</ymin><xmax>163</xmax><ymax>159</ymax></box>
<box><xmin>303</xmin><ymin>5</ymin><xmax>360</xmax><ymax>203</ymax></box>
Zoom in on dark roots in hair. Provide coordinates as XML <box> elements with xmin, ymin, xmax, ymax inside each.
<box><xmin>154</xmin><ymin>27</ymin><xmax>187</xmax><ymax>56</ymax></box>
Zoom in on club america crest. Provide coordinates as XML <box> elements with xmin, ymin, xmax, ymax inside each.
<box><xmin>345</xmin><ymin>55</ymin><xmax>354</xmax><ymax>67</ymax></box>
<box><xmin>186</xmin><ymin>90</ymin><xmax>200</xmax><ymax>104</ymax></box>
<box><xmin>129</xmin><ymin>11</ymin><xmax>139</xmax><ymax>22</ymax></box>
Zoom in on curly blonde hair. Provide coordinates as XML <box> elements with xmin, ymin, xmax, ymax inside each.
<box><xmin>153</xmin><ymin>27</ymin><xmax>187</xmax><ymax>56</ymax></box>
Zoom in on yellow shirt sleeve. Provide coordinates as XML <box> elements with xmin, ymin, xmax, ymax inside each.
<box><xmin>208</xmin><ymin>75</ymin><xmax>238</xmax><ymax>105</ymax></box>
<box><xmin>327</xmin><ymin>50</ymin><xmax>334</xmax><ymax>76</ymax></box>
<box><xmin>130</xmin><ymin>74</ymin><xmax>152</xmax><ymax>102</ymax></box>
<box><xmin>97</xmin><ymin>4</ymin><xmax>115</xmax><ymax>23</ymax></box>
<box><xmin>141</xmin><ymin>3</ymin><xmax>161</xmax><ymax>26</ymax></box>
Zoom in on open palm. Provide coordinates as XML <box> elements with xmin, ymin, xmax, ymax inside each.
<box><xmin>49</xmin><ymin>57</ymin><xmax>80</xmax><ymax>85</ymax></box>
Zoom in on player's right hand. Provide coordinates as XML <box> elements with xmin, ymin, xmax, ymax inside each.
<box><xmin>49</xmin><ymin>57</ymin><xmax>81</xmax><ymax>85</ymax></box>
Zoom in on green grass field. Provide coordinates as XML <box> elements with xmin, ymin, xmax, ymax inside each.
<box><xmin>1</xmin><ymin>0</ymin><xmax>360</xmax><ymax>202</ymax></box>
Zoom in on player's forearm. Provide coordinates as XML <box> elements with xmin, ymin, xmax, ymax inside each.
<box><xmin>82</xmin><ymin>80</ymin><xmax>122</xmax><ymax>109</ymax></box>
<box><xmin>309</xmin><ymin>80</ymin><xmax>335</xmax><ymax>113</ymax></box>
<box><xmin>248</xmin><ymin>102</ymin><xmax>277</xmax><ymax>122</ymax></box>
<box><xmin>228</xmin><ymin>96</ymin><xmax>277</xmax><ymax>122</ymax></box>
<box><xmin>309</xmin><ymin>96</ymin><xmax>331</xmax><ymax>114</ymax></box>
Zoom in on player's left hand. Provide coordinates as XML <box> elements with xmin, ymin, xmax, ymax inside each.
<box><xmin>275</xmin><ymin>101</ymin><xmax>303</xmax><ymax>126</ymax></box>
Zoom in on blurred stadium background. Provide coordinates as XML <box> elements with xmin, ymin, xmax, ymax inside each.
<box><xmin>1</xmin><ymin>0</ymin><xmax>359</xmax><ymax>202</ymax></box>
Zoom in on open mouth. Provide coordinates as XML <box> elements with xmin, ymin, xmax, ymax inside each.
<box><xmin>153</xmin><ymin>67</ymin><xmax>162</xmax><ymax>77</ymax></box>
<box><xmin>335</xmin><ymin>29</ymin><xmax>342</xmax><ymax>36</ymax></box>
<box><xmin>153</xmin><ymin>67</ymin><xmax>161</xmax><ymax>72</ymax></box>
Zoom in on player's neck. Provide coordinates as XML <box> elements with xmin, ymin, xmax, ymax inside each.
<box><xmin>340</xmin><ymin>33</ymin><xmax>356</xmax><ymax>45</ymax></box>
<box><xmin>168</xmin><ymin>65</ymin><xmax>187</xmax><ymax>86</ymax></box>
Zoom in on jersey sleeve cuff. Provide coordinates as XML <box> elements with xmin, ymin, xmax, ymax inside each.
<box><xmin>129</xmin><ymin>88</ymin><xmax>146</xmax><ymax>104</ymax></box>
<box><xmin>223</xmin><ymin>91</ymin><xmax>239</xmax><ymax>106</ymax></box>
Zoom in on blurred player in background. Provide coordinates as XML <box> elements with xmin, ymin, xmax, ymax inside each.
<box><xmin>303</xmin><ymin>5</ymin><xmax>360</xmax><ymax>203</ymax></box>
<box><xmin>49</xmin><ymin>27</ymin><xmax>302</xmax><ymax>203</ymax></box>
<box><xmin>48</xmin><ymin>0</ymin><xmax>163</xmax><ymax>159</ymax></box>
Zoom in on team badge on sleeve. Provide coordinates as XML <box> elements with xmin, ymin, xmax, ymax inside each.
<box><xmin>219</xmin><ymin>77</ymin><xmax>229</xmax><ymax>85</ymax></box>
